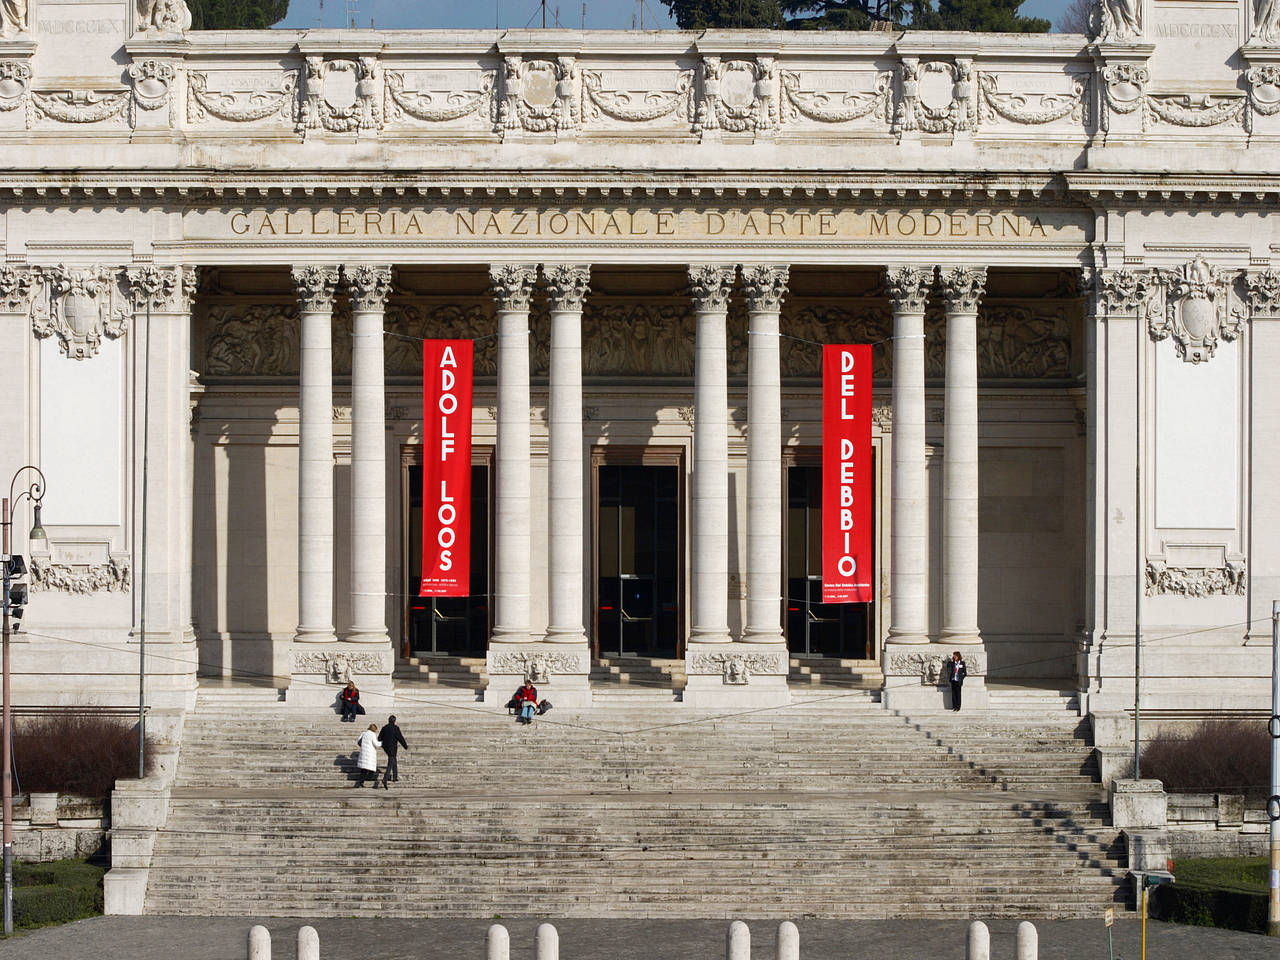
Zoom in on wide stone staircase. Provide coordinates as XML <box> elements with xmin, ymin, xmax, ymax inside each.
<box><xmin>142</xmin><ymin>687</ymin><xmax>1125</xmax><ymax>918</ymax></box>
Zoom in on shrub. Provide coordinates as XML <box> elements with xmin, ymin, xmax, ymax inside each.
<box><xmin>13</xmin><ymin>714</ymin><xmax>155</xmax><ymax>799</ymax></box>
<box><xmin>1140</xmin><ymin>720</ymin><xmax>1269</xmax><ymax>798</ymax></box>
<box><xmin>13</xmin><ymin>859</ymin><xmax>104</xmax><ymax>929</ymax></box>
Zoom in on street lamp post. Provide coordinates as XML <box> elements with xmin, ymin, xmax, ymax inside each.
<box><xmin>2</xmin><ymin>466</ymin><xmax>46</xmax><ymax>936</ymax></box>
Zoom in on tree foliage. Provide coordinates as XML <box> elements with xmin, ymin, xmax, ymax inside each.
<box><xmin>188</xmin><ymin>0</ymin><xmax>290</xmax><ymax>30</ymax></box>
<box><xmin>1055</xmin><ymin>0</ymin><xmax>1092</xmax><ymax>33</ymax></box>
<box><xmin>660</xmin><ymin>0</ymin><xmax>1049</xmax><ymax>31</ymax></box>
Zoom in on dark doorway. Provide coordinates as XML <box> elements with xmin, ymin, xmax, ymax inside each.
<box><xmin>406</xmin><ymin>462</ymin><xmax>490</xmax><ymax>657</ymax></box>
<box><xmin>785</xmin><ymin>461</ymin><xmax>875</xmax><ymax>660</ymax></box>
<box><xmin>594</xmin><ymin>458</ymin><xmax>682</xmax><ymax>659</ymax></box>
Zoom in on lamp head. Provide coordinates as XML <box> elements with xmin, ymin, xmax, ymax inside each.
<box><xmin>28</xmin><ymin>504</ymin><xmax>45</xmax><ymax>543</ymax></box>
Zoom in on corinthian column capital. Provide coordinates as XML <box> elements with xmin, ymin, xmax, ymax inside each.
<box><xmin>344</xmin><ymin>264</ymin><xmax>392</xmax><ymax>312</ymax></box>
<box><xmin>127</xmin><ymin>264</ymin><xmax>197</xmax><ymax>313</ymax></box>
<box><xmin>939</xmin><ymin>265</ymin><xmax>987</xmax><ymax>312</ymax></box>
<box><xmin>490</xmin><ymin>263</ymin><xmax>538</xmax><ymax>311</ymax></box>
<box><xmin>885</xmin><ymin>265</ymin><xmax>935</xmax><ymax>313</ymax></box>
<box><xmin>740</xmin><ymin>264</ymin><xmax>790</xmax><ymax>312</ymax></box>
<box><xmin>543</xmin><ymin>263</ymin><xmax>591</xmax><ymax>311</ymax></box>
<box><xmin>688</xmin><ymin>264</ymin><xmax>736</xmax><ymax>311</ymax></box>
<box><xmin>292</xmin><ymin>264</ymin><xmax>340</xmax><ymax>312</ymax></box>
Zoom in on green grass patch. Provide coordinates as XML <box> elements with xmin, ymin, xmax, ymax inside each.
<box><xmin>11</xmin><ymin>859</ymin><xmax>104</xmax><ymax>930</ymax></box>
<box><xmin>1149</xmin><ymin>856</ymin><xmax>1269</xmax><ymax>934</ymax></box>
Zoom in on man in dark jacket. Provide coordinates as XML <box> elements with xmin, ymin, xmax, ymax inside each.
<box><xmin>947</xmin><ymin>651</ymin><xmax>967</xmax><ymax>712</ymax></box>
<box><xmin>378</xmin><ymin>715</ymin><xmax>409</xmax><ymax>789</ymax></box>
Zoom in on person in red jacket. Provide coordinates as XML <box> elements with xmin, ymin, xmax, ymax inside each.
<box><xmin>514</xmin><ymin>681</ymin><xmax>538</xmax><ymax>724</ymax></box>
<box><xmin>339</xmin><ymin>680</ymin><xmax>361</xmax><ymax>722</ymax></box>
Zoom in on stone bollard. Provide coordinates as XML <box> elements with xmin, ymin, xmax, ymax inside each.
<box><xmin>298</xmin><ymin>926</ymin><xmax>320</xmax><ymax>960</ymax></box>
<box><xmin>727</xmin><ymin>920</ymin><xmax>751</xmax><ymax>960</ymax></box>
<box><xmin>487</xmin><ymin>924</ymin><xmax>510</xmax><ymax>960</ymax></box>
<box><xmin>966</xmin><ymin>920</ymin><xmax>990</xmax><ymax>960</ymax></box>
<box><xmin>1016</xmin><ymin>921</ymin><xmax>1037</xmax><ymax>960</ymax></box>
<box><xmin>777</xmin><ymin>921</ymin><xmax>800</xmax><ymax>960</ymax></box>
<box><xmin>248</xmin><ymin>925</ymin><xmax>271</xmax><ymax>960</ymax></box>
<box><xmin>536</xmin><ymin>923</ymin><xmax>559</xmax><ymax>960</ymax></box>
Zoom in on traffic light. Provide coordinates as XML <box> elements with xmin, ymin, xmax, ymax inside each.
<box><xmin>4</xmin><ymin>554</ymin><xmax>27</xmax><ymax>632</ymax></box>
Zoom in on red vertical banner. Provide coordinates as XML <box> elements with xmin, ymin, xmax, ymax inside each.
<box><xmin>822</xmin><ymin>344</ymin><xmax>873</xmax><ymax>603</ymax></box>
<box><xmin>420</xmin><ymin>340</ymin><xmax>473</xmax><ymax>597</ymax></box>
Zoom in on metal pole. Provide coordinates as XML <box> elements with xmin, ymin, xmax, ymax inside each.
<box><xmin>1134</xmin><ymin>302</ymin><xmax>1143</xmax><ymax>781</ymax></box>
<box><xmin>138</xmin><ymin>301</ymin><xmax>152</xmax><ymax>779</ymax></box>
<box><xmin>1269</xmin><ymin>599</ymin><xmax>1279</xmax><ymax>937</ymax></box>
<box><xmin>2</xmin><ymin>496</ymin><xmax>12</xmax><ymax>936</ymax></box>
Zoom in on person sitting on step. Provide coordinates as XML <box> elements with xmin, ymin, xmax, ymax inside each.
<box><xmin>514</xmin><ymin>680</ymin><xmax>538</xmax><ymax>725</ymax></box>
<box><xmin>339</xmin><ymin>680</ymin><xmax>361</xmax><ymax>722</ymax></box>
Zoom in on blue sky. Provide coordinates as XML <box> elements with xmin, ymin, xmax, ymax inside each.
<box><xmin>277</xmin><ymin>0</ymin><xmax>1070</xmax><ymax>32</ymax></box>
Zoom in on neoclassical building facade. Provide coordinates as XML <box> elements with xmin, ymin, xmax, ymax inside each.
<box><xmin>2</xmin><ymin>0</ymin><xmax>1278</xmax><ymax>714</ymax></box>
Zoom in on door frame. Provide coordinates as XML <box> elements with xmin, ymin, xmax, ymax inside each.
<box><xmin>589</xmin><ymin>444</ymin><xmax>686</xmax><ymax>660</ymax></box>
<box><xmin>782</xmin><ymin>445</ymin><xmax>882</xmax><ymax>662</ymax></box>
<box><xmin>399</xmin><ymin>443</ymin><xmax>494</xmax><ymax>660</ymax></box>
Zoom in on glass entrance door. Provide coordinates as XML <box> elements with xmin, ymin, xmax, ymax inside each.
<box><xmin>406</xmin><ymin>462</ymin><xmax>490</xmax><ymax>657</ymax></box>
<box><xmin>786</xmin><ymin>463</ymin><xmax>874</xmax><ymax>660</ymax></box>
<box><xmin>595</xmin><ymin>464</ymin><xmax>680</xmax><ymax>658</ymax></box>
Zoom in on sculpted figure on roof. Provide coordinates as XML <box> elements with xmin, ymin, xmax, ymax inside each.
<box><xmin>1098</xmin><ymin>0</ymin><xmax>1142</xmax><ymax>39</ymax></box>
<box><xmin>1</xmin><ymin>0</ymin><xmax>27</xmax><ymax>38</ymax></box>
<box><xmin>136</xmin><ymin>0</ymin><xmax>192</xmax><ymax>33</ymax></box>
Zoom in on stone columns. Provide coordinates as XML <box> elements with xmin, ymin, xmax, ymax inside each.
<box><xmin>881</xmin><ymin>265</ymin><xmax>934</xmax><ymax>709</ymax></box>
<box><xmin>741</xmin><ymin>264</ymin><xmax>789</xmax><ymax>645</ymax></box>
<box><xmin>543</xmin><ymin>263</ymin><xmax>590</xmax><ymax>646</ymax></box>
<box><xmin>686</xmin><ymin>264</ymin><xmax>735</xmax><ymax>648</ymax></box>
<box><xmin>938</xmin><ymin>266</ymin><xmax>986</xmax><ymax>648</ymax></box>
<box><xmin>343</xmin><ymin>264</ymin><xmax>392</xmax><ymax>645</ymax></box>
<box><xmin>488</xmin><ymin>263</ymin><xmax>538</xmax><ymax>646</ymax></box>
<box><xmin>291</xmin><ymin>265</ymin><xmax>339</xmax><ymax>646</ymax></box>
<box><xmin>1245</xmin><ymin>270</ymin><xmax>1280</xmax><ymax>642</ymax></box>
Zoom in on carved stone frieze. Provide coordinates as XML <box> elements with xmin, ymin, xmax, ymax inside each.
<box><xmin>385</xmin><ymin>70</ymin><xmax>495</xmax><ymax>125</ymax></box>
<box><xmin>872</xmin><ymin>404</ymin><xmax>892</xmax><ymax>432</ymax></box>
<box><xmin>977</xmin><ymin>73</ymin><xmax>1087</xmax><ymax>126</ymax></box>
<box><xmin>1146</xmin><ymin>94</ymin><xmax>1243</xmax><ymax>129</ymax></box>
<box><xmin>292</xmin><ymin>649</ymin><xmax>389</xmax><ymax>682</ymax></box>
<box><xmin>780</xmin><ymin>70</ymin><xmax>891</xmax><ymax>125</ymax></box>
<box><xmin>1245</xmin><ymin>268</ymin><xmax>1280</xmax><ymax>315</ymax></box>
<box><xmin>29</xmin><ymin>89</ymin><xmax>131</xmax><ymax>126</ymax></box>
<box><xmin>893</xmin><ymin>58</ymin><xmax>920</xmax><ymax>136</ymax></box>
<box><xmin>127</xmin><ymin>265</ymin><xmax>194</xmax><ymax>313</ymax></box>
<box><xmin>387</xmin><ymin>304</ymin><xmax>496</xmax><ymax>375</ymax></box>
<box><xmin>687</xmin><ymin>651</ymin><xmax>786</xmax><ymax>682</ymax></box>
<box><xmin>885</xmin><ymin>650</ymin><xmax>985</xmax><ymax>682</ymax></box>
<box><xmin>300</xmin><ymin>57</ymin><xmax>382</xmax><ymax>135</ymax></box>
<box><xmin>695</xmin><ymin>57</ymin><xmax>777</xmax><ymax>136</ymax></box>
<box><xmin>33</xmin><ymin>266</ymin><xmax>129</xmax><ymax>360</ymax></box>
<box><xmin>543</xmin><ymin>264</ymin><xmax>591</xmax><ymax>312</ymax></box>
<box><xmin>344</xmin><ymin>264</ymin><xmax>392</xmax><ymax>312</ymax></box>
<box><xmin>499</xmin><ymin>57</ymin><xmax>578</xmax><ymax>135</ymax></box>
<box><xmin>292</xmin><ymin>265</ymin><xmax>340</xmax><ymax>312</ymax></box>
<box><xmin>781</xmin><ymin>306</ymin><xmax>892</xmax><ymax>380</ymax></box>
<box><xmin>1100</xmin><ymin>63</ymin><xmax>1148</xmax><ymax>134</ymax></box>
<box><xmin>30</xmin><ymin>555</ymin><xmax>131</xmax><ymax>594</ymax></box>
<box><xmin>489</xmin><ymin>649</ymin><xmax>586</xmax><ymax>679</ymax></box>
<box><xmin>741</xmin><ymin>264</ymin><xmax>789</xmax><ymax>313</ymax></box>
<box><xmin>1145</xmin><ymin>558</ymin><xmax>1246</xmax><ymax>597</ymax></box>
<box><xmin>688</xmin><ymin>264</ymin><xmax>736</xmax><ymax>311</ymax></box>
<box><xmin>128</xmin><ymin>60</ymin><xmax>175</xmax><ymax>120</ymax></box>
<box><xmin>581</xmin><ymin>69</ymin><xmax>693</xmax><ymax>124</ymax></box>
<box><xmin>1148</xmin><ymin>256</ymin><xmax>1243</xmax><ymax>363</ymax></box>
<box><xmin>1246</xmin><ymin>64</ymin><xmax>1280</xmax><ymax>133</ymax></box>
<box><xmin>0</xmin><ymin>60</ymin><xmax>29</xmax><ymax>113</ymax></box>
<box><xmin>188</xmin><ymin>71</ymin><xmax>297</xmax><ymax>124</ymax></box>
<box><xmin>490</xmin><ymin>263</ymin><xmax>538</xmax><ymax>311</ymax></box>
<box><xmin>205</xmin><ymin>304</ymin><xmax>299</xmax><ymax>376</ymax></box>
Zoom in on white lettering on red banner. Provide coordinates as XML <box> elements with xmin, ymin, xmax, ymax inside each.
<box><xmin>420</xmin><ymin>340</ymin><xmax>473</xmax><ymax>597</ymax></box>
<box><xmin>822</xmin><ymin>344</ymin><xmax>873</xmax><ymax>603</ymax></box>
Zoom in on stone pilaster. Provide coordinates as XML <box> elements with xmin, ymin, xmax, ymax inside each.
<box><xmin>343</xmin><ymin>264</ymin><xmax>392</xmax><ymax>647</ymax></box>
<box><xmin>539</xmin><ymin>263</ymin><xmax>592</xmax><ymax>707</ymax></box>
<box><xmin>938</xmin><ymin>266</ymin><xmax>988</xmax><ymax>708</ymax></box>
<box><xmin>880</xmin><ymin>265</ymin><xmax>937</xmax><ymax>709</ymax></box>
<box><xmin>1244</xmin><ymin>270</ymin><xmax>1280</xmax><ymax>642</ymax></box>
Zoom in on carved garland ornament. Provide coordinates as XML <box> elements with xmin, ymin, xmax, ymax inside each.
<box><xmin>780</xmin><ymin>70</ymin><xmax>891</xmax><ymax>125</ymax></box>
<box><xmin>1145</xmin><ymin>558</ymin><xmax>1246</xmax><ymax>597</ymax></box>
<box><xmin>687</xmin><ymin>651</ymin><xmax>786</xmax><ymax>682</ymax></box>
<box><xmin>188</xmin><ymin>71</ymin><xmax>297</xmax><ymax>124</ymax></box>
<box><xmin>977</xmin><ymin>73</ymin><xmax>1087</xmax><ymax>126</ymax></box>
<box><xmin>488</xmin><ymin>651</ymin><xmax>586</xmax><ymax>680</ymax></box>
<box><xmin>385</xmin><ymin>70</ymin><xmax>494</xmax><ymax>124</ymax></box>
<box><xmin>581</xmin><ymin>69</ymin><xmax>693</xmax><ymax>124</ymax></box>
<box><xmin>1147</xmin><ymin>256</ymin><xmax>1243</xmax><ymax>363</ymax></box>
<box><xmin>886</xmin><ymin>651</ymin><xmax>986</xmax><ymax>682</ymax></box>
<box><xmin>30</xmin><ymin>556</ymin><xmax>131</xmax><ymax>594</ymax></box>
<box><xmin>292</xmin><ymin>650</ymin><xmax>388</xmax><ymax>683</ymax></box>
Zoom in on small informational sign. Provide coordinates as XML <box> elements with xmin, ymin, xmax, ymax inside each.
<box><xmin>419</xmin><ymin>339</ymin><xmax>473</xmax><ymax>597</ymax></box>
<box><xmin>1105</xmin><ymin>907</ymin><xmax>1114</xmax><ymax>927</ymax></box>
<box><xmin>821</xmin><ymin>344</ymin><xmax>873</xmax><ymax>603</ymax></box>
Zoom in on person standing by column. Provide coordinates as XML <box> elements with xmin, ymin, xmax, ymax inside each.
<box><xmin>947</xmin><ymin>651</ymin><xmax>967</xmax><ymax>711</ymax></box>
<box><xmin>378</xmin><ymin>715</ymin><xmax>408</xmax><ymax>789</ymax></box>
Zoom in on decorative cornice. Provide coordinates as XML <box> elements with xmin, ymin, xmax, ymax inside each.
<box><xmin>938</xmin><ymin>265</ymin><xmax>987</xmax><ymax>313</ymax></box>
<box><xmin>291</xmin><ymin>264</ymin><xmax>340</xmax><ymax>312</ymax></box>
<box><xmin>884</xmin><ymin>265</ymin><xmax>934</xmax><ymax>313</ymax></box>
<box><xmin>489</xmin><ymin>262</ymin><xmax>538</xmax><ymax>311</ymax></box>
<box><xmin>687</xmin><ymin>264</ymin><xmax>736</xmax><ymax>312</ymax></box>
<box><xmin>542</xmin><ymin>263</ymin><xmax>591</xmax><ymax>312</ymax></box>
<box><xmin>740</xmin><ymin>264</ymin><xmax>790</xmax><ymax>313</ymax></box>
<box><xmin>343</xmin><ymin>264</ymin><xmax>392</xmax><ymax>312</ymax></box>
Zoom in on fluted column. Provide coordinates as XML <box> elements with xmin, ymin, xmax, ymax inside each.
<box><xmin>543</xmin><ymin>264</ymin><xmax>590</xmax><ymax>644</ymax></box>
<box><xmin>886</xmin><ymin>265</ymin><xmax>934</xmax><ymax>647</ymax></box>
<box><xmin>741</xmin><ymin>263</ymin><xmax>789</xmax><ymax>644</ymax></box>
<box><xmin>292</xmin><ymin>265</ymin><xmax>339</xmax><ymax>644</ymax></box>
<box><xmin>939</xmin><ymin>266</ymin><xmax>986</xmax><ymax>647</ymax></box>
<box><xmin>489</xmin><ymin>263</ymin><xmax>538</xmax><ymax>644</ymax></box>
<box><xmin>344</xmin><ymin>264</ymin><xmax>392</xmax><ymax>644</ymax></box>
<box><xmin>687</xmin><ymin>264</ymin><xmax>736</xmax><ymax>646</ymax></box>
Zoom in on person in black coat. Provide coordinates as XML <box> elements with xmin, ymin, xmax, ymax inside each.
<box><xmin>947</xmin><ymin>651</ymin><xmax>967</xmax><ymax>712</ymax></box>
<box><xmin>378</xmin><ymin>715</ymin><xmax>409</xmax><ymax>789</ymax></box>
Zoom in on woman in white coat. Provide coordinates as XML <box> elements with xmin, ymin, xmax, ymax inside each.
<box><xmin>354</xmin><ymin>723</ymin><xmax>381</xmax><ymax>788</ymax></box>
